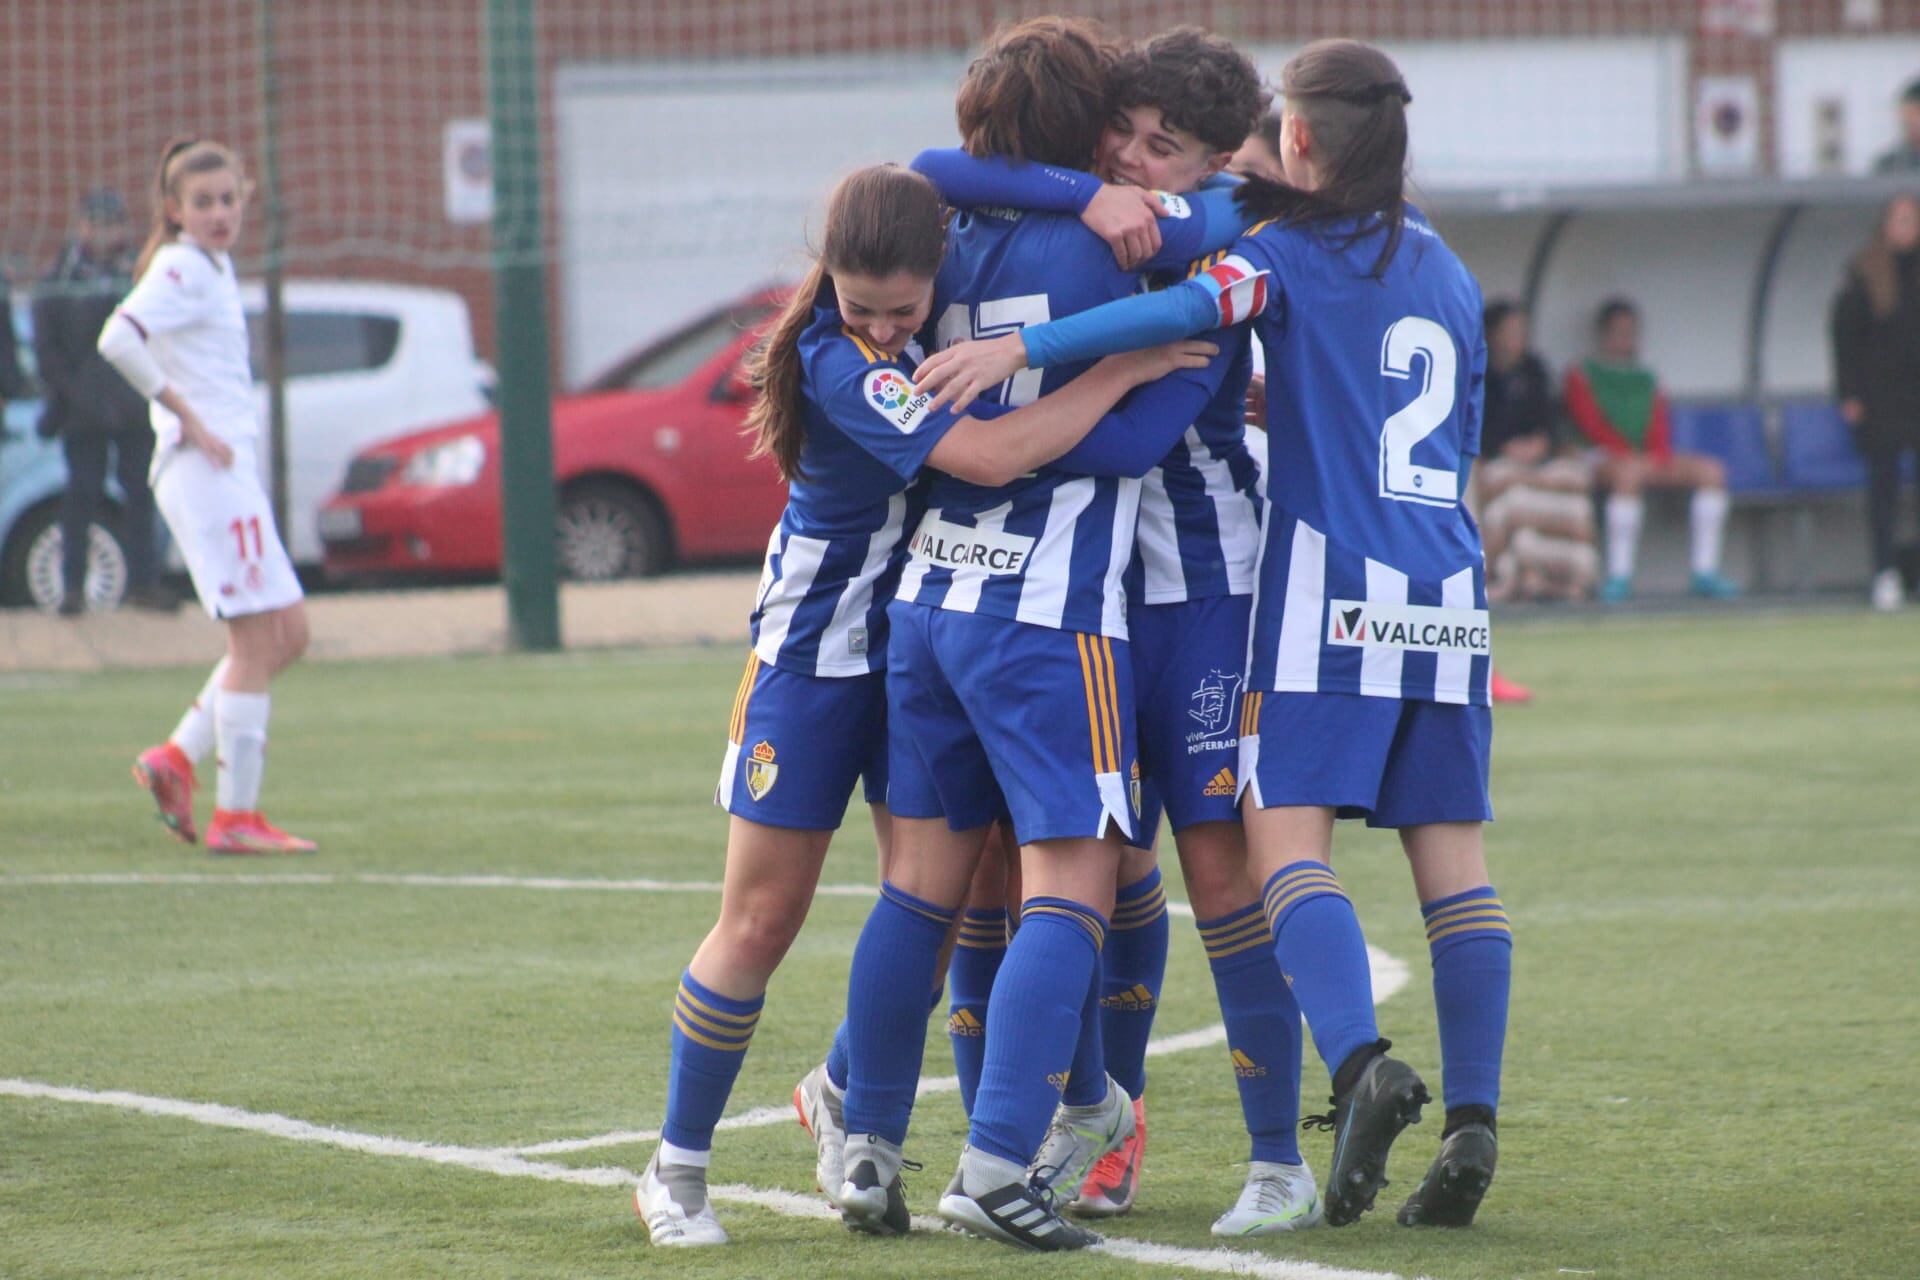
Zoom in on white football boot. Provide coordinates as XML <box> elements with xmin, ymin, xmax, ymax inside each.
<box><xmin>635</xmin><ymin>1149</ymin><xmax>728</xmax><ymax>1246</ymax></box>
<box><xmin>1211</xmin><ymin>1160</ymin><xmax>1324</xmax><ymax>1237</ymax></box>
<box><xmin>838</xmin><ymin>1132</ymin><xmax>912</xmax><ymax>1236</ymax></box>
<box><xmin>1029</xmin><ymin>1073</ymin><xmax>1135</xmax><ymax>1204</ymax></box>
<box><xmin>792</xmin><ymin>1062</ymin><xmax>847</xmax><ymax>1206</ymax></box>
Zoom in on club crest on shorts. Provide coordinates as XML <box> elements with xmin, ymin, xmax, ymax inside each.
<box><xmin>1129</xmin><ymin>759</ymin><xmax>1143</xmax><ymax>818</ymax></box>
<box><xmin>1187</xmin><ymin>668</ymin><xmax>1242</xmax><ymax>742</ymax></box>
<box><xmin>745</xmin><ymin>740</ymin><xmax>779</xmax><ymax>801</ymax></box>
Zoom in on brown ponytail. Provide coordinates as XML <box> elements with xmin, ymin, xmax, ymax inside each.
<box><xmin>1233</xmin><ymin>39</ymin><xmax>1413</xmax><ymax>280</ymax></box>
<box><xmin>746</xmin><ymin>164</ymin><xmax>946</xmax><ymax>483</ymax></box>
<box><xmin>135</xmin><ymin>137</ymin><xmax>249</xmax><ymax>281</ymax></box>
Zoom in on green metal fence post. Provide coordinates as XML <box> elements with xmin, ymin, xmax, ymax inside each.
<box><xmin>486</xmin><ymin>0</ymin><xmax>560</xmax><ymax>651</ymax></box>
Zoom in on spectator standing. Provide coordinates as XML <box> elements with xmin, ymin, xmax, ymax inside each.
<box><xmin>1872</xmin><ymin>78</ymin><xmax>1920</xmax><ymax>175</ymax></box>
<box><xmin>1831</xmin><ymin>193</ymin><xmax>1920</xmax><ymax>611</ymax></box>
<box><xmin>1475</xmin><ymin>300</ymin><xmax>1598</xmax><ymax>603</ymax></box>
<box><xmin>33</xmin><ymin>188</ymin><xmax>176</xmax><ymax>614</ymax></box>
<box><xmin>1564</xmin><ymin>298</ymin><xmax>1739</xmax><ymax>602</ymax></box>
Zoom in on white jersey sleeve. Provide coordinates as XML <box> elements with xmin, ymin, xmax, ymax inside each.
<box><xmin>119</xmin><ymin>244</ymin><xmax>217</xmax><ymax>337</ymax></box>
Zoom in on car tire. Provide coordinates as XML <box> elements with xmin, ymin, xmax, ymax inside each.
<box><xmin>0</xmin><ymin>502</ymin><xmax>131</xmax><ymax>612</ymax></box>
<box><xmin>555</xmin><ymin>480</ymin><xmax>669</xmax><ymax>581</ymax></box>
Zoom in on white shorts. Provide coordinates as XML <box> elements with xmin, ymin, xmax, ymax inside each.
<box><xmin>154</xmin><ymin>442</ymin><xmax>304</xmax><ymax>621</ymax></box>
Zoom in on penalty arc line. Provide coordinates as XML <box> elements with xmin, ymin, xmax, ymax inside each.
<box><xmin>0</xmin><ymin>1078</ymin><xmax>1421</xmax><ymax>1280</ymax></box>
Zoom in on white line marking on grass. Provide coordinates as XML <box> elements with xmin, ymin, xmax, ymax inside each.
<box><xmin>496</xmin><ymin>946</ymin><xmax>1410</xmax><ymax>1158</ymax></box>
<box><xmin>0</xmin><ymin>1078</ymin><xmax>1417</xmax><ymax>1280</ymax></box>
<box><xmin>1</xmin><ymin>878</ymin><xmax>1419</xmax><ymax>1278</ymax></box>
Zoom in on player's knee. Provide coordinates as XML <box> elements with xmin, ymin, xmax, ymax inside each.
<box><xmin>277</xmin><ymin>611</ymin><xmax>310</xmax><ymax>668</ymax></box>
<box><xmin>716</xmin><ymin>897</ymin><xmax>808</xmax><ymax>974</ymax></box>
<box><xmin>1608</xmin><ymin>459</ymin><xmax>1645</xmax><ymax>494</ymax></box>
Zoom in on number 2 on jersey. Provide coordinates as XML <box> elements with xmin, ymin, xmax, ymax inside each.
<box><xmin>230</xmin><ymin>516</ymin><xmax>264</xmax><ymax>561</ymax></box>
<box><xmin>1378</xmin><ymin>315</ymin><xmax>1459</xmax><ymax>507</ymax></box>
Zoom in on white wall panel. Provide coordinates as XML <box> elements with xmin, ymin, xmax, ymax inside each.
<box><xmin>1776</xmin><ymin>38</ymin><xmax>1920</xmax><ymax>177</ymax></box>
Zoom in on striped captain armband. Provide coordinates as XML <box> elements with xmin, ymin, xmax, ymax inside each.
<box><xmin>1192</xmin><ymin>254</ymin><xmax>1270</xmax><ymax>327</ymax></box>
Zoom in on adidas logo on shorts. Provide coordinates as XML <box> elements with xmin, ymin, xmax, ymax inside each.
<box><xmin>1202</xmin><ymin>766</ymin><xmax>1236</xmax><ymax>797</ymax></box>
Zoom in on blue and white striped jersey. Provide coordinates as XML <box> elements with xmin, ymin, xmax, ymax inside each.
<box><xmin>896</xmin><ymin>206</ymin><xmax>1154</xmax><ymax>638</ymax></box>
<box><xmin>1228</xmin><ymin>210</ymin><xmax>1492</xmax><ymax>704</ymax></box>
<box><xmin>748</xmin><ymin>302</ymin><xmax>963</xmax><ymax>677</ymax></box>
<box><xmin>1125</xmin><ymin>258</ymin><xmax>1262</xmax><ymax>606</ymax></box>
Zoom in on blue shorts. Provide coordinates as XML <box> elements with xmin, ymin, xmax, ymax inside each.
<box><xmin>715</xmin><ymin>654</ymin><xmax>887</xmax><ymax>831</ymax></box>
<box><xmin>1237</xmin><ymin>690</ymin><xmax>1493</xmax><ymax>829</ymax></box>
<box><xmin>886</xmin><ymin>602</ymin><xmax>1139</xmax><ymax>844</ymax></box>
<box><xmin>1129</xmin><ymin>593</ymin><xmax>1253</xmax><ymax>841</ymax></box>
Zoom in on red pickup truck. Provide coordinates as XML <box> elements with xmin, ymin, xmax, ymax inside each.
<box><xmin>319</xmin><ymin>288</ymin><xmax>788</xmax><ymax>582</ymax></box>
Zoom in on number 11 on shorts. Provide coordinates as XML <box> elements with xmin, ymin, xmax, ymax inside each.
<box><xmin>230</xmin><ymin>516</ymin><xmax>263</xmax><ymax>561</ymax></box>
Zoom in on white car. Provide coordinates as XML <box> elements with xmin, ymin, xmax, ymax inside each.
<box><xmin>237</xmin><ymin>280</ymin><xmax>494</xmax><ymax>566</ymax></box>
<box><xmin>2</xmin><ymin>280</ymin><xmax>492</xmax><ymax>608</ymax></box>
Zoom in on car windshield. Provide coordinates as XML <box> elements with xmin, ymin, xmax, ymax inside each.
<box><xmin>593</xmin><ymin>303</ymin><xmax>774</xmax><ymax>393</ymax></box>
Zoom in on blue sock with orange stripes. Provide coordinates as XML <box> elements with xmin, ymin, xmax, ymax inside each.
<box><xmin>1199</xmin><ymin>904</ymin><xmax>1303</xmax><ymax>1164</ymax></box>
<box><xmin>661</xmin><ymin>970</ymin><xmax>763</xmax><ymax>1153</ymax></box>
<box><xmin>1100</xmin><ymin>866</ymin><xmax>1168</xmax><ymax>1100</ymax></box>
<box><xmin>969</xmin><ymin>897</ymin><xmax>1109</xmax><ymax>1166</ymax></box>
<box><xmin>830</xmin><ymin>984</ymin><xmax>942</xmax><ymax>1093</ymax></box>
<box><xmin>948</xmin><ymin>907</ymin><xmax>1007</xmax><ymax>1116</ymax></box>
<box><xmin>1062</xmin><ymin>958</ymin><xmax>1107</xmax><ymax>1107</ymax></box>
<box><xmin>843</xmin><ymin>881</ymin><xmax>956</xmax><ymax>1145</ymax></box>
<box><xmin>1261</xmin><ymin>861</ymin><xmax>1378</xmax><ymax>1082</ymax></box>
<box><xmin>1423</xmin><ymin>885</ymin><xmax>1511</xmax><ymax>1123</ymax></box>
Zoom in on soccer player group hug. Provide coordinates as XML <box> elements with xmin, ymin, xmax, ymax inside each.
<box><xmin>639</xmin><ymin>17</ymin><xmax>1515</xmax><ymax>1253</ymax></box>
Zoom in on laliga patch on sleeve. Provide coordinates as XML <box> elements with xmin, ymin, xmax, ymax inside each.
<box><xmin>1155</xmin><ymin>191</ymin><xmax>1192</xmax><ymax>219</ymax></box>
<box><xmin>866</xmin><ymin>368</ymin><xmax>934</xmax><ymax>433</ymax></box>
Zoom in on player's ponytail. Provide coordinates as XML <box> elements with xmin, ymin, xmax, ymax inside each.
<box><xmin>135</xmin><ymin>137</ymin><xmax>249</xmax><ymax>281</ymax></box>
<box><xmin>1233</xmin><ymin>39</ymin><xmax>1412</xmax><ymax>280</ymax></box>
<box><xmin>746</xmin><ymin>164</ymin><xmax>946</xmax><ymax>483</ymax></box>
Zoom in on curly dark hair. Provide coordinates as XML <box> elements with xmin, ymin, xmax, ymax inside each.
<box><xmin>1110</xmin><ymin>26</ymin><xmax>1270</xmax><ymax>154</ymax></box>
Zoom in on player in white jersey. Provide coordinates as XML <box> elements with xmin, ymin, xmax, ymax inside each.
<box><xmin>99</xmin><ymin>140</ymin><xmax>314</xmax><ymax>856</ymax></box>
<box><xmin>635</xmin><ymin>164</ymin><xmax>1213</xmax><ymax>1247</ymax></box>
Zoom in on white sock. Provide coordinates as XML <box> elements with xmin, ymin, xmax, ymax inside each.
<box><xmin>1605</xmin><ymin>494</ymin><xmax>1643</xmax><ymax>580</ymax></box>
<box><xmin>658</xmin><ymin>1139</ymin><xmax>711</xmax><ymax>1169</ymax></box>
<box><xmin>959</xmin><ymin>1144</ymin><xmax>1027</xmax><ymax>1197</ymax></box>
<box><xmin>1690</xmin><ymin>488</ymin><xmax>1729</xmax><ymax>576</ymax></box>
<box><xmin>168</xmin><ymin>658</ymin><xmax>229</xmax><ymax>763</ymax></box>
<box><xmin>214</xmin><ymin>689</ymin><xmax>270</xmax><ymax>813</ymax></box>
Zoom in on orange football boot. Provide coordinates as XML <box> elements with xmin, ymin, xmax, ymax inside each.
<box><xmin>1075</xmin><ymin>1094</ymin><xmax>1147</xmax><ymax>1216</ymax></box>
<box><xmin>132</xmin><ymin>743</ymin><xmax>198</xmax><ymax>844</ymax></box>
<box><xmin>205</xmin><ymin>809</ymin><xmax>318</xmax><ymax>856</ymax></box>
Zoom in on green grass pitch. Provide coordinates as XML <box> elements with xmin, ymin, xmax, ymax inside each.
<box><xmin>2</xmin><ymin>609</ymin><xmax>1915</xmax><ymax>1279</ymax></box>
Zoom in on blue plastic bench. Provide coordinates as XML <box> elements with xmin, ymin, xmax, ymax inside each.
<box><xmin>1668</xmin><ymin>402</ymin><xmax>1780</xmax><ymax>495</ymax></box>
<box><xmin>1779</xmin><ymin>400</ymin><xmax>1867</xmax><ymax>490</ymax></box>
